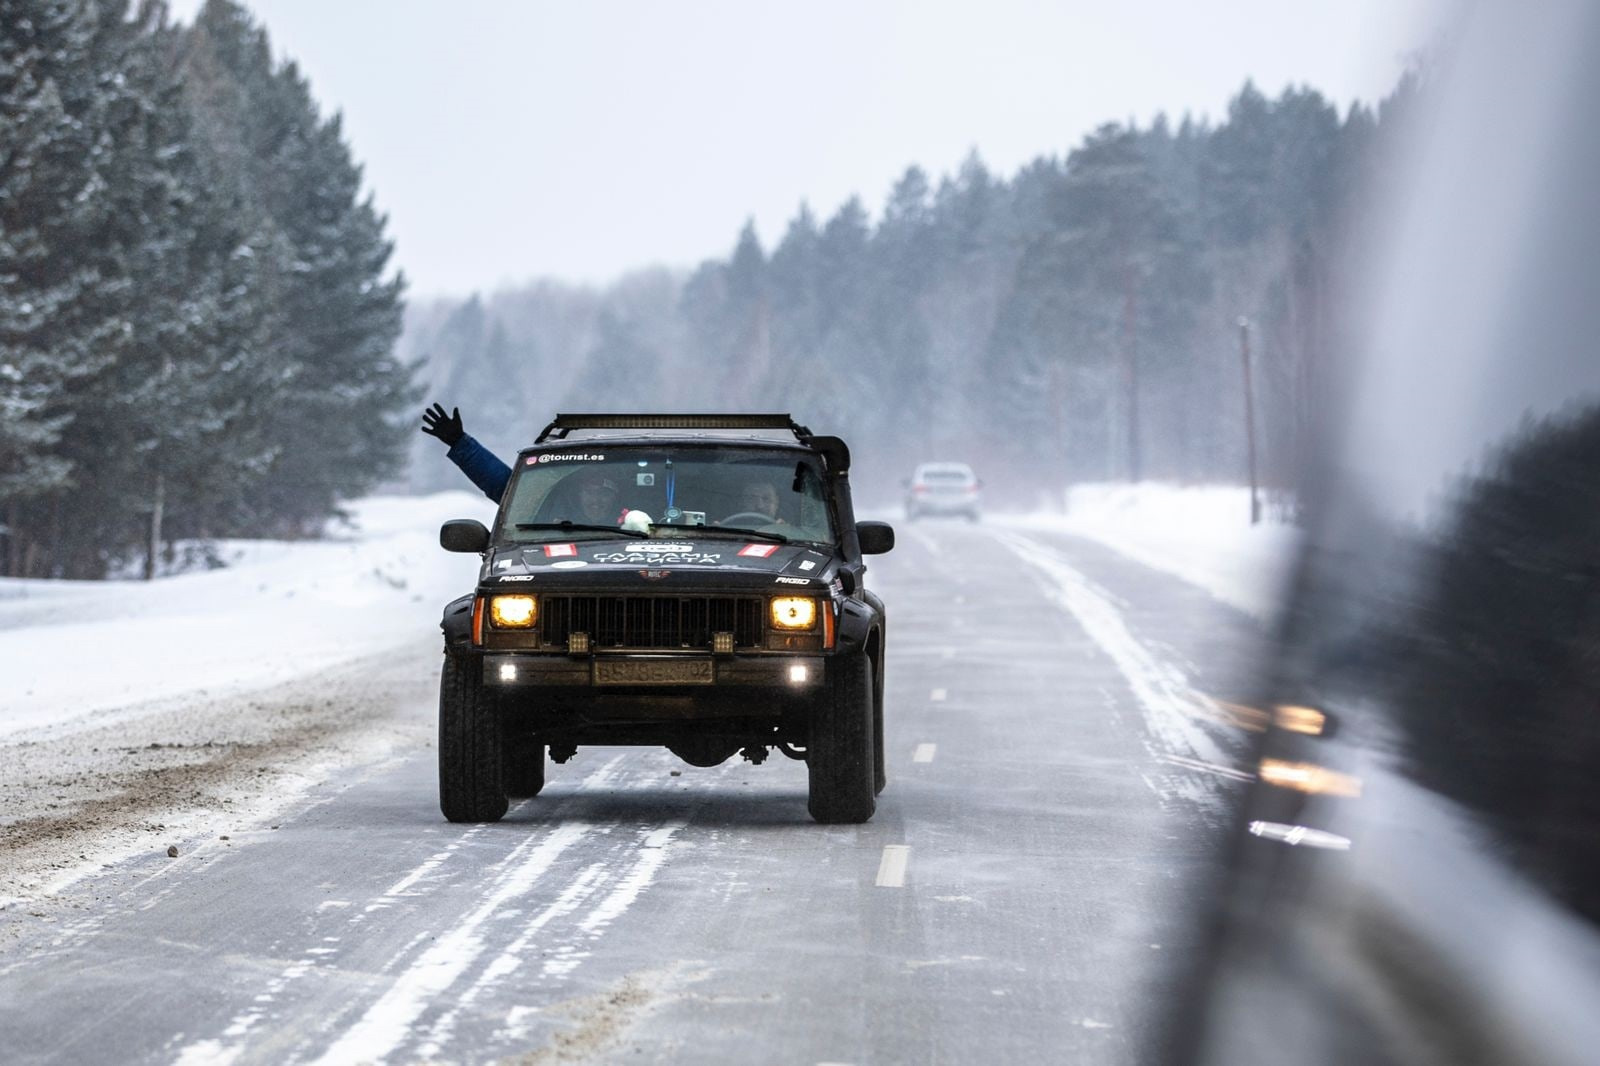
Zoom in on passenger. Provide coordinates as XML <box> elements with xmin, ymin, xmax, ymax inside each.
<box><xmin>420</xmin><ymin>403</ymin><xmax>510</xmax><ymax>503</ymax></box>
<box><xmin>561</xmin><ymin>469</ymin><xmax>626</xmax><ymax>526</ymax></box>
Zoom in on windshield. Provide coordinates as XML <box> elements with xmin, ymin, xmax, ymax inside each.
<box><xmin>496</xmin><ymin>445</ymin><xmax>835</xmax><ymax>546</ymax></box>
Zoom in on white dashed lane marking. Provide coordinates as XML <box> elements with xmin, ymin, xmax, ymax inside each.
<box><xmin>913</xmin><ymin>744</ymin><xmax>936</xmax><ymax>763</ymax></box>
<box><xmin>876</xmin><ymin>846</ymin><xmax>910</xmax><ymax>888</ymax></box>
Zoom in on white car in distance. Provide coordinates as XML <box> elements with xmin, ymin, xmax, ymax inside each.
<box><xmin>903</xmin><ymin>462</ymin><xmax>981</xmax><ymax>521</ymax></box>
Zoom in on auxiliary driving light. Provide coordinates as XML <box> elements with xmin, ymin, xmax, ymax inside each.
<box><xmin>788</xmin><ymin>664</ymin><xmax>809</xmax><ymax>684</ymax></box>
<box><xmin>770</xmin><ymin>596</ymin><xmax>818</xmax><ymax>630</ymax></box>
<box><xmin>712</xmin><ymin>631</ymin><xmax>735</xmax><ymax>655</ymax></box>
<box><xmin>489</xmin><ymin>595</ymin><xmax>537</xmax><ymax>628</ymax></box>
<box><xmin>499</xmin><ymin>663</ymin><xmax>518</xmax><ymax>682</ymax></box>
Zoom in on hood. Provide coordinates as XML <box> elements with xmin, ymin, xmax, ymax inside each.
<box><xmin>480</xmin><ymin>537</ymin><xmax>837</xmax><ymax>591</ymax></box>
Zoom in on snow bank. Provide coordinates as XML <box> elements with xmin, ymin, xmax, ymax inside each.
<box><xmin>0</xmin><ymin>492</ymin><xmax>495</xmax><ymax>739</ymax></box>
<box><xmin>998</xmin><ymin>483</ymin><xmax>1299</xmax><ymax>620</ymax></box>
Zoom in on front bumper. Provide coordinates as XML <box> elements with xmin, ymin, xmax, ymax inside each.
<box><xmin>482</xmin><ymin>652</ymin><xmax>824</xmax><ymax>691</ymax></box>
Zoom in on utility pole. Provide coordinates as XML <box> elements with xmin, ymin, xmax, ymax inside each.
<box><xmin>1238</xmin><ymin>317</ymin><xmax>1261</xmax><ymax>525</ymax></box>
<box><xmin>1122</xmin><ymin>262</ymin><xmax>1141</xmax><ymax>482</ymax></box>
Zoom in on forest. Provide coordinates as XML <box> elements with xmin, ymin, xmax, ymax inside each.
<box><xmin>4</xmin><ymin>0</ymin><xmax>1417</xmax><ymax>579</ymax></box>
<box><xmin>1</xmin><ymin>0</ymin><xmax>410</xmax><ymax>578</ymax></box>
<box><xmin>406</xmin><ymin>80</ymin><xmax>1416</xmax><ymax>505</ymax></box>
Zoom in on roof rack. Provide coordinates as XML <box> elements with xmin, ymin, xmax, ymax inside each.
<box><xmin>535</xmin><ymin>413</ymin><xmax>813</xmax><ymax>443</ymax></box>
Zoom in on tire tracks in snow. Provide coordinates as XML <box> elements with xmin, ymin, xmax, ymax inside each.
<box><xmin>169</xmin><ymin>756</ymin><xmax>691</xmax><ymax>1066</ymax></box>
<box><xmin>990</xmin><ymin>529</ymin><xmax>1251</xmax><ymax>813</ymax></box>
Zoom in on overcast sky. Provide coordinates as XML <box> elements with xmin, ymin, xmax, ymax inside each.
<box><xmin>167</xmin><ymin>1</ymin><xmax>1442</xmax><ymax>299</ymax></box>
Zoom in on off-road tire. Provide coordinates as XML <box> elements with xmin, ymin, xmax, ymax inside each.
<box><xmin>872</xmin><ymin>655</ymin><xmax>887</xmax><ymax>796</ymax></box>
<box><xmin>808</xmin><ymin>652</ymin><xmax>876</xmax><ymax>824</ymax></box>
<box><xmin>438</xmin><ymin>653</ymin><xmax>509</xmax><ymax>822</ymax></box>
<box><xmin>505</xmin><ymin>738</ymin><xmax>546</xmax><ymax>798</ymax></box>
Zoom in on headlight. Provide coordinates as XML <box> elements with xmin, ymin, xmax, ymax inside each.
<box><xmin>770</xmin><ymin>596</ymin><xmax>818</xmax><ymax>630</ymax></box>
<box><xmin>488</xmin><ymin>595</ymin><xmax>537</xmax><ymax>628</ymax></box>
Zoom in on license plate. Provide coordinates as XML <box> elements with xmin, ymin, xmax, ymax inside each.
<box><xmin>593</xmin><ymin>659</ymin><xmax>714</xmax><ymax>686</ymax></box>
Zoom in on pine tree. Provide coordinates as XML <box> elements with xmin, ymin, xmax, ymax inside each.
<box><xmin>0</xmin><ymin>0</ymin><xmax>106</xmax><ymax>572</ymax></box>
<box><xmin>180</xmin><ymin>0</ymin><xmax>411</xmax><ymax>535</ymax></box>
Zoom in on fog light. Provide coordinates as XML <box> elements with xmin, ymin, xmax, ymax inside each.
<box><xmin>712</xmin><ymin>631</ymin><xmax>735</xmax><ymax>655</ymax></box>
<box><xmin>499</xmin><ymin>663</ymin><xmax>518</xmax><ymax>682</ymax></box>
<box><xmin>569</xmin><ymin>631</ymin><xmax>590</xmax><ymax>656</ymax></box>
<box><xmin>788</xmin><ymin>664</ymin><xmax>809</xmax><ymax>684</ymax></box>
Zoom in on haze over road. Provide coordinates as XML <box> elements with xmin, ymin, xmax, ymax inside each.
<box><xmin>0</xmin><ymin>519</ymin><xmax>1263</xmax><ymax>1064</ymax></box>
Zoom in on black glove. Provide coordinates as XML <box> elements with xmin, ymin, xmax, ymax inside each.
<box><xmin>421</xmin><ymin>403</ymin><xmax>464</xmax><ymax>447</ymax></box>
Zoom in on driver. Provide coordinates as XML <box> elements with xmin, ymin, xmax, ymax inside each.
<box><xmin>720</xmin><ymin>478</ymin><xmax>787</xmax><ymax>526</ymax></box>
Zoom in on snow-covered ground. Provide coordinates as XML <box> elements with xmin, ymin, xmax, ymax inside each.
<box><xmin>0</xmin><ymin>492</ymin><xmax>495</xmax><ymax>740</ymax></box>
<box><xmin>996</xmin><ymin>482</ymin><xmax>1299</xmax><ymax>621</ymax></box>
<box><xmin>2</xmin><ymin>484</ymin><xmax>1292</xmax><ymax>741</ymax></box>
<box><xmin>0</xmin><ymin>483</ymin><xmax>1286</xmax><ymax>903</ymax></box>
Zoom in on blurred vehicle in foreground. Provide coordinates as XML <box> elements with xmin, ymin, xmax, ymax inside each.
<box><xmin>1164</xmin><ymin>5</ymin><xmax>1600</xmax><ymax>1065</ymax></box>
<box><xmin>903</xmin><ymin>461</ymin><xmax>981</xmax><ymax>521</ymax></box>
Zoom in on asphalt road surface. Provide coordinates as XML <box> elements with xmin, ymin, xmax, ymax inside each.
<box><xmin>0</xmin><ymin>519</ymin><xmax>1266</xmax><ymax>1065</ymax></box>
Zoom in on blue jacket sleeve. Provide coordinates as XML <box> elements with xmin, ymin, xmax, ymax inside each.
<box><xmin>446</xmin><ymin>433</ymin><xmax>512</xmax><ymax>503</ymax></box>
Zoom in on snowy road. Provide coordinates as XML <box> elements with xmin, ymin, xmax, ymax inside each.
<box><xmin>0</xmin><ymin>516</ymin><xmax>1268</xmax><ymax>1064</ymax></box>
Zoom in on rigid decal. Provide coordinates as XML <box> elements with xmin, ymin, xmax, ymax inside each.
<box><xmin>497</xmin><ymin>574</ymin><xmax>535</xmax><ymax>582</ymax></box>
<box><xmin>543</xmin><ymin>543</ymin><xmax>578</xmax><ymax>558</ymax></box>
<box><xmin>738</xmin><ymin>544</ymin><xmax>780</xmax><ymax>558</ymax></box>
<box><xmin>774</xmin><ymin>576</ymin><xmax>811</xmax><ymax>585</ymax></box>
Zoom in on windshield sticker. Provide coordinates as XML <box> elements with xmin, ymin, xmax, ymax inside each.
<box><xmin>798</xmin><ymin>559</ymin><xmax>817</xmax><ymax>571</ymax></box>
<box><xmin>495</xmin><ymin>556</ymin><xmax>515</xmax><ymax>570</ymax></box>
<box><xmin>738</xmin><ymin>544</ymin><xmax>780</xmax><ymax>558</ymax></box>
<box><xmin>550</xmin><ymin>559</ymin><xmax>588</xmax><ymax>569</ymax></box>
<box><xmin>626</xmin><ymin>542</ymin><xmax>695</xmax><ymax>553</ymax></box>
<box><xmin>639</xmin><ymin>569</ymin><xmax>671</xmax><ymax>580</ymax></box>
<box><xmin>532</xmin><ymin>452</ymin><xmax>606</xmax><ymax>464</ymax></box>
<box><xmin>774</xmin><ymin>576</ymin><xmax>811</xmax><ymax>585</ymax></box>
<box><xmin>543</xmin><ymin>543</ymin><xmax>578</xmax><ymax>557</ymax></box>
<box><xmin>593</xmin><ymin>550</ymin><xmax>722</xmax><ymax>565</ymax></box>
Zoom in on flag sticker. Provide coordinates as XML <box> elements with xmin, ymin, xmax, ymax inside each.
<box><xmin>738</xmin><ymin>544</ymin><xmax>779</xmax><ymax>558</ymax></box>
<box><xmin>543</xmin><ymin>543</ymin><xmax>578</xmax><ymax>557</ymax></box>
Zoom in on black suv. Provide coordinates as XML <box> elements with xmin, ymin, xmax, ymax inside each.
<box><xmin>436</xmin><ymin>414</ymin><xmax>894</xmax><ymax>825</ymax></box>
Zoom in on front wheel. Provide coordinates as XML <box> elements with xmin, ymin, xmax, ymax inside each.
<box><xmin>438</xmin><ymin>653</ymin><xmax>509</xmax><ymax>822</ymax></box>
<box><xmin>808</xmin><ymin>652</ymin><xmax>877</xmax><ymax>824</ymax></box>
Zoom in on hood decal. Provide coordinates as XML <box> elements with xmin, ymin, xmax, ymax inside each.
<box><xmin>593</xmin><ymin>548</ymin><xmax>723</xmax><ymax>564</ymax></box>
<box><xmin>492</xmin><ymin>538</ymin><xmax>834</xmax><ymax>576</ymax></box>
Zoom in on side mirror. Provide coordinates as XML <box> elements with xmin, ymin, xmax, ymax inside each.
<box><xmin>440</xmin><ymin>519</ymin><xmax>490</xmax><ymax>553</ymax></box>
<box><xmin>857</xmin><ymin>520</ymin><xmax>895</xmax><ymax>555</ymax></box>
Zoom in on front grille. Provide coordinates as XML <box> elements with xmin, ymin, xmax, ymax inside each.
<box><xmin>541</xmin><ymin>595</ymin><xmax>764</xmax><ymax>649</ymax></box>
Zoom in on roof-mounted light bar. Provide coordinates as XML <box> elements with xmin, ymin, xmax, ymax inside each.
<box><xmin>536</xmin><ymin>413</ymin><xmax>812</xmax><ymax>442</ymax></box>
